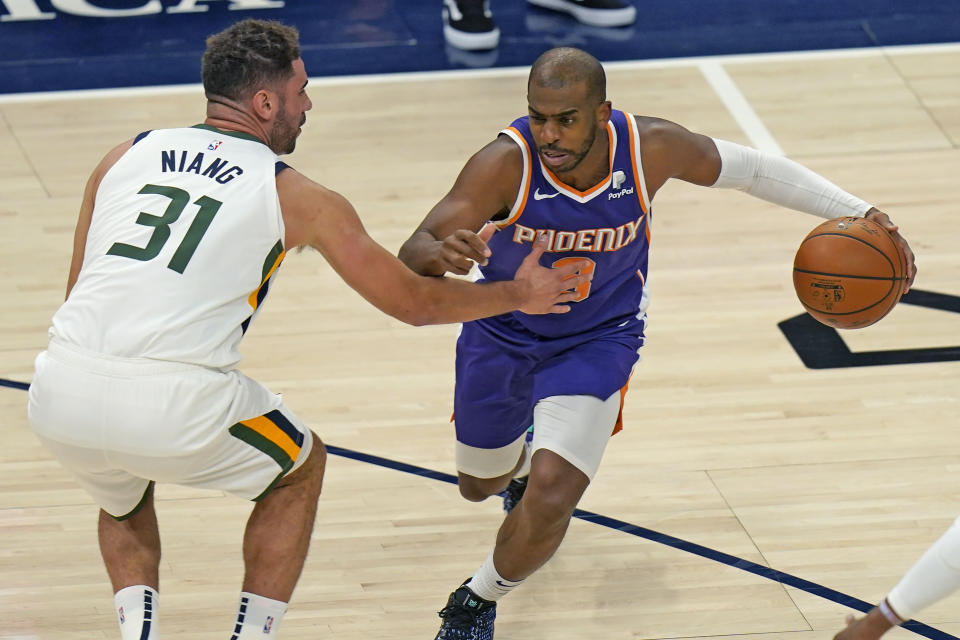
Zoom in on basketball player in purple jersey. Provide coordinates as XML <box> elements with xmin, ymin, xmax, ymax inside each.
<box><xmin>399</xmin><ymin>47</ymin><xmax>916</xmax><ymax>639</ymax></box>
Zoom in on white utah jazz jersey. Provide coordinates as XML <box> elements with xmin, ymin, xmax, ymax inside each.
<box><xmin>51</xmin><ymin>126</ymin><xmax>287</xmax><ymax>370</ymax></box>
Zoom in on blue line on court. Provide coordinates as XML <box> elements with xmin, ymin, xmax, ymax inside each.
<box><xmin>0</xmin><ymin>378</ymin><xmax>30</xmax><ymax>391</ymax></box>
<box><xmin>327</xmin><ymin>443</ymin><xmax>958</xmax><ymax>640</ymax></box>
<box><xmin>1</xmin><ymin>380</ymin><xmax>953</xmax><ymax>639</ymax></box>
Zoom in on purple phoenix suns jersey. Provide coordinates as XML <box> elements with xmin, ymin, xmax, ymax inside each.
<box><xmin>478</xmin><ymin>109</ymin><xmax>651</xmax><ymax>341</ymax></box>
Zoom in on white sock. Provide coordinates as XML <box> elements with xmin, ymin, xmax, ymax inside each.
<box><xmin>466</xmin><ymin>552</ymin><xmax>524</xmax><ymax>601</ymax></box>
<box><xmin>114</xmin><ymin>585</ymin><xmax>158</xmax><ymax>640</ymax></box>
<box><xmin>230</xmin><ymin>592</ymin><xmax>288</xmax><ymax>639</ymax></box>
<box><xmin>887</xmin><ymin>515</ymin><xmax>960</xmax><ymax>620</ymax></box>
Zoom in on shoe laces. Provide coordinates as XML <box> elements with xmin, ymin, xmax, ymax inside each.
<box><xmin>438</xmin><ymin>603</ymin><xmax>482</xmax><ymax>627</ymax></box>
<box><xmin>437</xmin><ymin>592</ymin><xmax>494</xmax><ymax>635</ymax></box>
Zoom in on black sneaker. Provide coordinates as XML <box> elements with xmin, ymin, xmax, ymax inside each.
<box><xmin>435</xmin><ymin>582</ymin><xmax>497</xmax><ymax>640</ymax></box>
<box><xmin>526</xmin><ymin>0</ymin><xmax>636</xmax><ymax>27</ymax></box>
<box><xmin>443</xmin><ymin>0</ymin><xmax>500</xmax><ymax>50</ymax></box>
<box><xmin>501</xmin><ymin>475</ymin><xmax>527</xmax><ymax>514</ymax></box>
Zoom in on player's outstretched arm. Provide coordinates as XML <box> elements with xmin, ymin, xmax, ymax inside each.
<box><xmin>398</xmin><ymin>136</ymin><xmax>522</xmax><ymax>276</ymax></box>
<box><xmin>65</xmin><ymin>139</ymin><xmax>134</xmax><ymax>299</ymax></box>
<box><xmin>834</xmin><ymin>516</ymin><xmax>960</xmax><ymax>640</ymax></box>
<box><xmin>635</xmin><ymin>116</ymin><xmax>916</xmax><ymax>289</ymax></box>
<box><xmin>833</xmin><ymin>606</ymin><xmax>898</xmax><ymax>640</ymax></box>
<box><xmin>278</xmin><ymin>168</ymin><xmax>587</xmax><ymax>325</ymax></box>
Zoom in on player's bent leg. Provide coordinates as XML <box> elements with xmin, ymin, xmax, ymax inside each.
<box><xmin>457</xmin><ymin>470</ymin><xmax>515</xmax><ymax>502</ymax></box>
<box><xmin>434</xmin><ymin>450</ymin><xmax>588</xmax><ymax>640</ymax></box>
<box><xmin>99</xmin><ymin>482</ymin><xmax>161</xmax><ymax>591</ymax></box>
<box><xmin>493</xmin><ymin>449</ymin><xmax>589</xmax><ymax>579</ymax></box>
<box><xmin>227</xmin><ymin>430</ymin><xmax>326</xmax><ymax>638</ymax></box>
<box><xmin>455</xmin><ymin>430</ymin><xmax>528</xmax><ymax>501</ymax></box>
<box><xmin>241</xmin><ymin>430</ymin><xmax>326</xmax><ymax>601</ymax></box>
<box><xmin>491</xmin><ymin>391</ymin><xmax>621</xmax><ymax>580</ymax></box>
<box><xmin>97</xmin><ymin>483</ymin><xmax>161</xmax><ymax>640</ymax></box>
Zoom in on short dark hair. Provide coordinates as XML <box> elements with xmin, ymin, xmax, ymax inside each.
<box><xmin>528</xmin><ymin>47</ymin><xmax>606</xmax><ymax>104</ymax></box>
<box><xmin>201</xmin><ymin>19</ymin><xmax>301</xmax><ymax>101</ymax></box>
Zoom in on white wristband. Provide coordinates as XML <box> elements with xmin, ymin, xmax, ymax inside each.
<box><xmin>711</xmin><ymin>138</ymin><xmax>872</xmax><ymax>219</ymax></box>
<box><xmin>878</xmin><ymin>598</ymin><xmax>905</xmax><ymax>626</ymax></box>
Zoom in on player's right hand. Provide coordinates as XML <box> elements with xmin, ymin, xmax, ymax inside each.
<box><xmin>435</xmin><ymin>225</ymin><xmax>495</xmax><ymax>275</ymax></box>
<box><xmin>514</xmin><ymin>235</ymin><xmax>592</xmax><ymax>315</ymax></box>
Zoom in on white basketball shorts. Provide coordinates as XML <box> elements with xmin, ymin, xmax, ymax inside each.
<box><xmin>27</xmin><ymin>339</ymin><xmax>313</xmax><ymax>519</ymax></box>
<box><xmin>455</xmin><ymin>391</ymin><xmax>622</xmax><ymax>481</ymax></box>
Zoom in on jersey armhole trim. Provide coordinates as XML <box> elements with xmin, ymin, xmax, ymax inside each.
<box><xmin>132</xmin><ymin>130</ymin><xmax>152</xmax><ymax>145</ymax></box>
<box><xmin>624</xmin><ymin>113</ymin><xmax>652</xmax><ymax>214</ymax></box>
<box><xmin>496</xmin><ymin>128</ymin><xmax>532</xmax><ymax>228</ymax></box>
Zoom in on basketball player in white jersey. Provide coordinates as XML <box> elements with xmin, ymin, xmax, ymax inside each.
<box><xmin>833</xmin><ymin>518</ymin><xmax>960</xmax><ymax>639</ymax></box>
<box><xmin>398</xmin><ymin>47</ymin><xmax>917</xmax><ymax>639</ymax></box>
<box><xmin>26</xmin><ymin>20</ymin><xmax>588</xmax><ymax>640</ymax></box>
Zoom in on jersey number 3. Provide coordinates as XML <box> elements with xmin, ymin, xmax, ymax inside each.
<box><xmin>107</xmin><ymin>184</ymin><xmax>222</xmax><ymax>274</ymax></box>
<box><xmin>552</xmin><ymin>257</ymin><xmax>596</xmax><ymax>302</ymax></box>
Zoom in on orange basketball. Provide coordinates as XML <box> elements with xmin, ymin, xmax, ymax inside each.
<box><xmin>793</xmin><ymin>216</ymin><xmax>906</xmax><ymax>329</ymax></box>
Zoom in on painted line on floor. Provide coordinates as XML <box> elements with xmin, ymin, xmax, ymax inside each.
<box><xmin>1</xmin><ymin>380</ymin><xmax>953</xmax><ymax>640</ymax></box>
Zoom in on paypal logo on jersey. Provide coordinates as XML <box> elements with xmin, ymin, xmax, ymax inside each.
<box><xmin>608</xmin><ymin>169</ymin><xmax>635</xmax><ymax>200</ymax></box>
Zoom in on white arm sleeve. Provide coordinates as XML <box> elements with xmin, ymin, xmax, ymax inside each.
<box><xmin>710</xmin><ymin>138</ymin><xmax>872</xmax><ymax>219</ymax></box>
<box><xmin>886</xmin><ymin>515</ymin><xmax>960</xmax><ymax>620</ymax></box>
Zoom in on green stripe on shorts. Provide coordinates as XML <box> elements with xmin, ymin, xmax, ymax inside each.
<box><xmin>228</xmin><ymin>423</ymin><xmax>295</xmax><ymax>501</ymax></box>
<box><xmin>229</xmin><ymin>423</ymin><xmax>294</xmax><ymax>471</ymax></box>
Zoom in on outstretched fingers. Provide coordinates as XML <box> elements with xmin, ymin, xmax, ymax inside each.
<box><xmin>549</xmin><ymin>260</ymin><xmax>592</xmax><ymax>312</ymax></box>
<box><xmin>552</xmin><ymin>258</ymin><xmax>590</xmax><ymax>279</ymax></box>
<box><xmin>441</xmin><ymin>228</ymin><xmax>492</xmax><ymax>274</ymax></box>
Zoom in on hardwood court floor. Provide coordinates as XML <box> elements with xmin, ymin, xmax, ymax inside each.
<box><xmin>1</xmin><ymin>44</ymin><xmax>959</xmax><ymax>638</ymax></box>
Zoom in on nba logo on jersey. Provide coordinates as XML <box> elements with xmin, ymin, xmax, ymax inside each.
<box><xmin>208</xmin><ymin>140</ymin><xmax>223</xmax><ymax>151</ymax></box>
<box><xmin>263</xmin><ymin>616</ymin><xmax>274</xmax><ymax>633</ymax></box>
<box><xmin>118</xmin><ymin>606</ymin><xmax>125</xmax><ymax>624</ymax></box>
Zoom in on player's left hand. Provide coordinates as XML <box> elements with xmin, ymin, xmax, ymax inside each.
<box><xmin>514</xmin><ymin>235</ymin><xmax>592</xmax><ymax>315</ymax></box>
<box><xmin>865</xmin><ymin>209</ymin><xmax>916</xmax><ymax>292</ymax></box>
<box><xmin>833</xmin><ymin>613</ymin><xmax>864</xmax><ymax>640</ymax></box>
<box><xmin>833</xmin><ymin>605</ymin><xmax>900</xmax><ymax>640</ymax></box>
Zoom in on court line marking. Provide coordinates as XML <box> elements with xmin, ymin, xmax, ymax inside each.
<box><xmin>1</xmin><ymin>41</ymin><xmax>958</xmax><ymax>103</ymax></box>
<box><xmin>326</xmin><ymin>443</ymin><xmax>958</xmax><ymax>640</ymax></box>
<box><xmin>1</xmin><ymin>36</ymin><xmax>956</xmax><ymax>632</ymax></box>
<box><xmin>698</xmin><ymin>61</ymin><xmax>784</xmax><ymax>155</ymax></box>
<box><xmin>0</xmin><ymin>379</ymin><xmax>954</xmax><ymax>640</ymax></box>
<box><xmin>0</xmin><ymin>378</ymin><xmax>29</xmax><ymax>391</ymax></box>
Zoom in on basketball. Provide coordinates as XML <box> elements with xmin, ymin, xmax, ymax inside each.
<box><xmin>793</xmin><ymin>216</ymin><xmax>906</xmax><ymax>329</ymax></box>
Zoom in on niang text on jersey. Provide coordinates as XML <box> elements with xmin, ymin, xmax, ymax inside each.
<box><xmin>161</xmin><ymin>150</ymin><xmax>244</xmax><ymax>184</ymax></box>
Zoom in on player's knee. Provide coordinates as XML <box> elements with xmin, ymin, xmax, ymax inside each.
<box><xmin>521</xmin><ymin>482</ymin><xmax>577</xmax><ymax>528</ymax></box>
<box><xmin>282</xmin><ymin>432</ymin><xmax>326</xmax><ymax>496</ymax></box>
<box><xmin>522</xmin><ymin>463</ymin><xmax>585</xmax><ymax>527</ymax></box>
<box><xmin>457</xmin><ymin>474</ymin><xmax>505</xmax><ymax>502</ymax></box>
<box><xmin>303</xmin><ymin>432</ymin><xmax>327</xmax><ymax>490</ymax></box>
<box><xmin>458</xmin><ymin>480</ymin><xmax>492</xmax><ymax>502</ymax></box>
